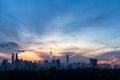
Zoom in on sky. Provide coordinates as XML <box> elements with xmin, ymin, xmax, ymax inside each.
<box><xmin>0</xmin><ymin>0</ymin><xmax>120</xmax><ymax>63</ymax></box>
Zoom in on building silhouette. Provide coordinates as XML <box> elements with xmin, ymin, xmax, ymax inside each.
<box><xmin>49</xmin><ymin>51</ymin><xmax>53</xmax><ymax>63</ymax></box>
<box><xmin>66</xmin><ymin>55</ymin><xmax>69</xmax><ymax>64</ymax></box>
<box><xmin>1</xmin><ymin>59</ymin><xmax>8</xmax><ymax>70</ymax></box>
<box><xmin>90</xmin><ymin>58</ymin><xmax>97</xmax><ymax>68</ymax></box>
<box><xmin>1</xmin><ymin>52</ymin><xmax>120</xmax><ymax>71</ymax></box>
<box><xmin>12</xmin><ymin>53</ymin><xmax>14</xmax><ymax>61</ymax></box>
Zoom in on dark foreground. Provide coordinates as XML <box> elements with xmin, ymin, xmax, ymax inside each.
<box><xmin>0</xmin><ymin>69</ymin><xmax>120</xmax><ymax>80</ymax></box>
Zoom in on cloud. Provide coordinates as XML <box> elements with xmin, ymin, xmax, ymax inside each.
<box><xmin>0</xmin><ymin>0</ymin><xmax>120</xmax><ymax>62</ymax></box>
<box><xmin>0</xmin><ymin>42</ymin><xmax>20</xmax><ymax>54</ymax></box>
<box><xmin>97</xmin><ymin>50</ymin><xmax>120</xmax><ymax>59</ymax></box>
<box><xmin>0</xmin><ymin>0</ymin><xmax>120</xmax><ymax>42</ymax></box>
<box><xmin>96</xmin><ymin>50</ymin><xmax>120</xmax><ymax>64</ymax></box>
<box><xmin>0</xmin><ymin>42</ymin><xmax>19</xmax><ymax>49</ymax></box>
<box><xmin>60</xmin><ymin>51</ymin><xmax>89</xmax><ymax>62</ymax></box>
<box><xmin>63</xmin><ymin>46</ymin><xmax>80</xmax><ymax>51</ymax></box>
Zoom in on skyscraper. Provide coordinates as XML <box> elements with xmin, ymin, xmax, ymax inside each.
<box><xmin>15</xmin><ymin>53</ymin><xmax>19</xmax><ymax>69</ymax></box>
<box><xmin>56</xmin><ymin>59</ymin><xmax>61</xmax><ymax>69</ymax></box>
<box><xmin>1</xmin><ymin>59</ymin><xmax>8</xmax><ymax>70</ymax></box>
<box><xmin>16</xmin><ymin>53</ymin><xmax>18</xmax><ymax>60</ymax></box>
<box><xmin>49</xmin><ymin>51</ymin><xmax>53</xmax><ymax>63</ymax></box>
<box><xmin>90</xmin><ymin>58</ymin><xmax>97</xmax><ymax>68</ymax></box>
<box><xmin>66</xmin><ymin>55</ymin><xmax>69</xmax><ymax>64</ymax></box>
<box><xmin>12</xmin><ymin>53</ymin><xmax>14</xmax><ymax>61</ymax></box>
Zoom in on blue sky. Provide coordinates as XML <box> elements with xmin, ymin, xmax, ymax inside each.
<box><xmin>0</xmin><ymin>0</ymin><xmax>120</xmax><ymax>63</ymax></box>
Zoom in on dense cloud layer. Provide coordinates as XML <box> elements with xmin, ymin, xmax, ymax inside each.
<box><xmin>0</xmin><ymin>0</ymin><xmax>120</xmax><ymax>41</ymax></box>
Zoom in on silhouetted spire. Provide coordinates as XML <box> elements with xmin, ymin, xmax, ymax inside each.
<box><xmin>16</xmin><ymin>53</ymin><xmax>18</xmax><ymax>60</ymax></box>
<box><xmin>12</xmin><ymin>53</ymin><xmax>14</xmax><ymax>61</ymax></box>
<box><xmin>49</xmin><ymin>51</ymin><xmax>53</xmax><ymax>63</ymax></box>
<box><xmin>66</xmin><ymin>55</ymin><xmax>69</xmax><ymax>63</ymax></box>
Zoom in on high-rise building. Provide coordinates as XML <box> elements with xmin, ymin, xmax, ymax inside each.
<box><xmin>12</xmin><ymin>53</ymin><xmax>14</xmax><ymax>61</ymax></box>
<box><xmin>90</xmin><ymin>58</ymin><xmax>97</xmax><ymax>68</ymax></box>
<box><xmin>15</xmin><ymin>53</ymin><xmax>19</xmax><ymax>69</ymax></box>
<box><xmin>15</xmin><ymin>53</ymin><xmax>18</xmax><ymax>60</ymax></box>
<box><xmin>111</xmin><ymin>62</ymin><xmax>115</xmax><ymax>69</ymax></box>
<box><xmin>56</xmin><ymin>59</ymin><xmax>61</xmax><ymax>69</ymax></box>
<box><xmin>66</xmin><ymin>55</ymin><xmax>69</xmax><ymax>63</ymax></box>
<box><xmin>1</xmin><ymin>59</ymin><xmax>8</xmax><ymax>70</ymax></box>
<box><xmin>66</xmin><ymin>55</ymin><xmax>71</xmax><ymax>69</ymax></box>
<box><xmin>49</xmin><ymin>51</ymin><xmax>53</xmax><ymax>63</ymax></box>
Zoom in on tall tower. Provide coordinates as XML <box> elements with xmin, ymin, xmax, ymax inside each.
<box><xmin>111</xmin><ymin>62</ymin><xmax>115</xmax><ymax>69</ymax></box>
<box><xmin>66</xmin><ymin>55</ymin><xmax>69</xmax><ymax>64</ymax></box>
<box><xmin>49</xmin><ymin>51</ymin><xmax>53</xmax><ymax>63</ymax></box>
<box><xmin>11</xmin><ymin>53</ymin><xmax>14</xmax><ymax>63</ymax></box>
<box><xmin>15</xmin><ymin>53</ymin><xmax>18</xmax><ymax>60</ymax></box>
<box><xmin>90</xmin><ymin>58</ymin><xmax>97</xmax><ymax>68</ymax></box>
<box><xmin>12</xmin><ymin>53</ymin><xmax>14</xmax><ymax>61</ymax></box>
<box><xmin>15</xmin><ymin>53</ymin><xmax>19</xmax><ymax>69</ymax></box>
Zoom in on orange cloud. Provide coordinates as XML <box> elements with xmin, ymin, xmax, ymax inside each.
<box><xmin>98</xmin><ymin>60</ymin><xmax>111</xmax><ymax>64</ymax></box>
<box><xmin>98</xmin><ymin>56</ymin><xmax>120</xmax><ymax>64</ymax></box>
<box><xmin>18</xmin><ymin>51</ymin><xmax>43</xmax><ymax>61</ymax></box>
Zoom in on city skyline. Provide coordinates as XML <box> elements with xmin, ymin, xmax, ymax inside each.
<box><xmin>0</xmin><ymin>52</ymin><xmax>119</xmax><ymax>71</ymax></box>
<box><xmin>0</xmin><ymin>0</ymin><xmax>120</xmax><ymax>63</ymax></box>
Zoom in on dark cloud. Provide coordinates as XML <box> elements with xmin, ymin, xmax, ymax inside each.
<box><xmin>15</xmin><ymin>50</ymin><xmax>25</xmax><ymax>53</ymax></box>
<box><xmin>96</xmin><ymin>50</ymin><xmax>120</xmax><ymax>61</ymax></box>
<box><xmin>0</xmin><ymin>42</ymin><xmax>20</xmax><ymax>54</ymax></box>
<box><xmin>0</xmin><ymin>42</ymin><xmax>19</xmax><ymax>49</ymax></box>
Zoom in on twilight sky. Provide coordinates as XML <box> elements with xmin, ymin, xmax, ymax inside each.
<box><xmin>0</xmin><ymin>0</ymin><xmax>120</xmax><ymax>63</ymax></box>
